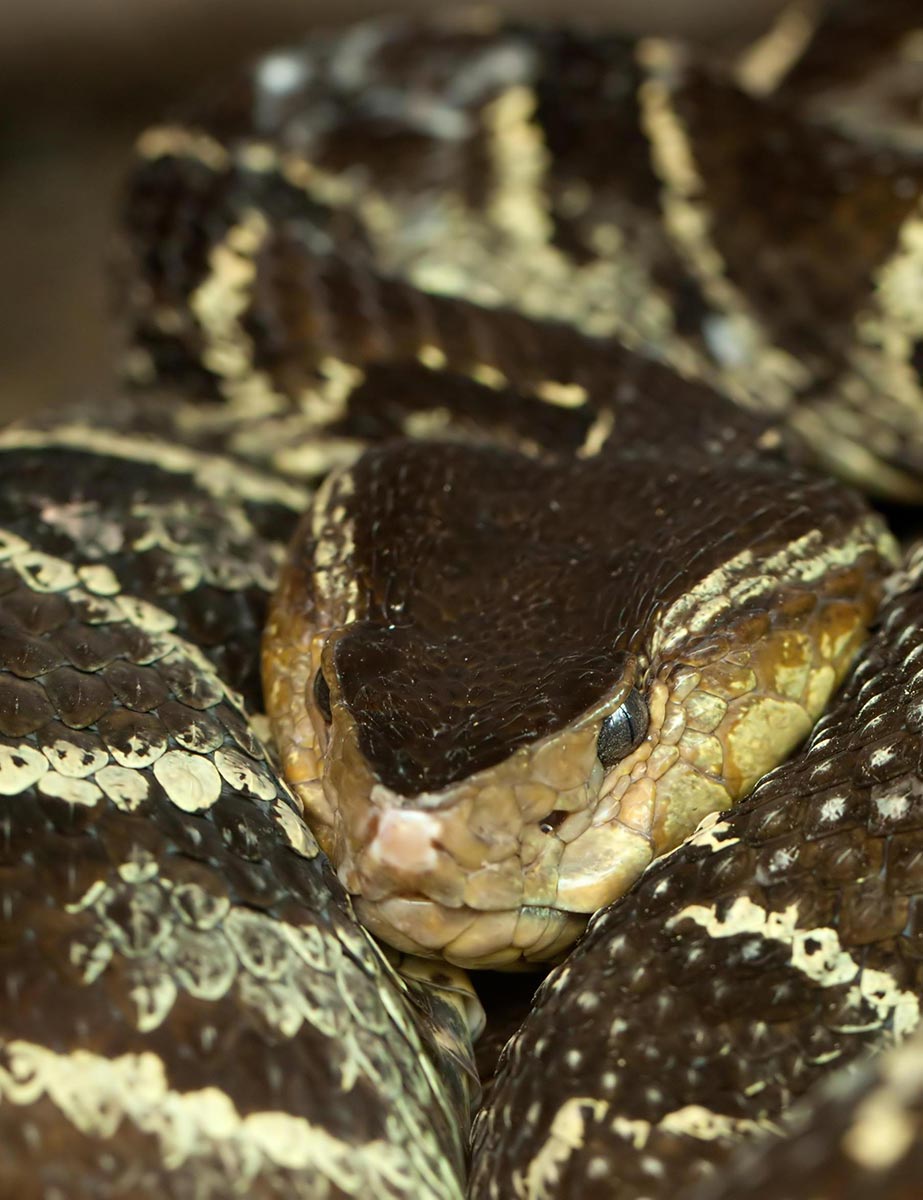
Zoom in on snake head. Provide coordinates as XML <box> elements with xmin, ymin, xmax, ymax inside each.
<box><xmin>264</xmin><ymin>437</ymin><xmax>894</xmax><ymax>967</ymax></box>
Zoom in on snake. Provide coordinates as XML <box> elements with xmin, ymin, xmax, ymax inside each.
<box><xmin>4</xmin><ymin>1</ymin><xmax>923</xmax><ymax>1197</ymax></box>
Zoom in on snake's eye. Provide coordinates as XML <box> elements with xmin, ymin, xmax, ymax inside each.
<box><xmin>313</xmin><ymin>669</ymin><xmax>332</xmax><ymax>723</ymax></box>
<box><xmin>597</xmin><ymin>689</ymin><xmax>648</xmax><ymax>767</ymax></box>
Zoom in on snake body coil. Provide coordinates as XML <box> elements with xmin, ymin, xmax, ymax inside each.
<box><xmin>4</xmin><ymin>3</ymin><xmax>923</xmax><ymax>1198</ymax></box>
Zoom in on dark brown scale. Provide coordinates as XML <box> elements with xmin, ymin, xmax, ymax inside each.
<box><xmin>42</xmin><ymin>666</ymin><xmax>114</xmax><ymax>729</ymax></box>
<box><xmin>470</xmin><ymin>545</ymin><xmax>923</xmax><ymax>1199</ymax></box>
<box><xmin>101</xmin><ymin>660</ymin><xmax>172</xmax><ymax>712</ymax></box>
<box><xmin>0</xmin><ymin>677</ymin><xmax>55</xmax><ymax>737</ymax></box>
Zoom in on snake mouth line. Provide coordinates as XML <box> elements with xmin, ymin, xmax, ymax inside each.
<box><xmin>355</xmin><ymin>898</ymin><xmax>586</xmax><ymax>969</ymax></box>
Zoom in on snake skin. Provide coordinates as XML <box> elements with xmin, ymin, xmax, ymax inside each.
<box><xmin>470</xmin><ymin>541</ymin><xmax>923</xmax><ymax>1196</ymax></box>
<box><xmin>4</xmin><ymin>2</ymin><xmax>923</xmax><ymax>1197</ymax></box>
<box><xmin>0</xmin><ymin>416</ymin><xmax>475</xmax><ymax>1198</ymax></box>
<box><xmin>683</xmin><ymin>1025</ymin><xmax>923</xmax><ymax>1200</ymax></box>
<box><xmin>115</xmin><ymin>7</ymin><xmax>923</xmax><ymax>500</ymax></box>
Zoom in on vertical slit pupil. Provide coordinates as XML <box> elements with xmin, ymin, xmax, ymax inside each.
<box><xmin>314</xmin><ymin>669</ymin><xmax>332</xmax><ymax>722</ymax></box>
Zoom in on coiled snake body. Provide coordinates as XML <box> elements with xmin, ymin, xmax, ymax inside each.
<box><xmin>5</xmin><ymin>3</ymin><xmax>923</xmax><ymax>1197</ymax></box>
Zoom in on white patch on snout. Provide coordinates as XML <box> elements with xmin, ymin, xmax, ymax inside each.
<box><xmin>366</xmin><ymin>809</ymin><xmax>443</xmax><ymax>874</ymax></box>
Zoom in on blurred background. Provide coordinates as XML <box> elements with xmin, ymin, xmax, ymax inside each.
<box><xmin>0</xmin><ymin>0</ymin><xmax>789</xmax><ymax>421</ymax></box>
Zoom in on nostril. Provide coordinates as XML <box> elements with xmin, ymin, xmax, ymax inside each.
<box><xmin>539</xmin><ymin>810</ymin><xmax>569</xmax><ymax>834</ymax></box>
